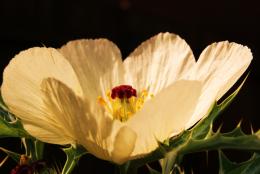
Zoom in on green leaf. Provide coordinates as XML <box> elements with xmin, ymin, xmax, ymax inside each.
<box><xmin>219</xmin><ymin>151</ymin><xmax>260</xmax><ymax>174</ymax></box>
<box><xmin>62</xmin><ymin>145</ymin><xmax>88</xmax><ymax>174</ymax></box>
<box><xmin>0</xmin><ymin>117</ymin><xmax>29</xmax><ymax>138</ymax></box>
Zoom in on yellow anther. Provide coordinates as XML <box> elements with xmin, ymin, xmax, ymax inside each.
<box><xmin>97</xmin><ymin>96</ymin><xmax>106</xmax><ymax>106</ymax></box>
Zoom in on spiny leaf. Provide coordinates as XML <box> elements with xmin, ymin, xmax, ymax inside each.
<box><xmin>169</xmin><ymin>131</ymin><xmax>191</xmax><ymax>149</ymax></box>
<box><xmin>62</xmin><ymin>145</ymin><xmax>88</xmax><ymax>174</ymax></box>
<box><xmin>0</xmin><ymin>117</ymin><xmax>29</xmax><ymax>138</ymax></box>
<box><xmin>218</xmin><ymin>150</ymin><xmax>238</xmax><ymax>173</ymax></box>
<box><xmin>223</xmin><ymin>125</ymin><xmax>246</xmax><ymax>137</ymax></box>
<box><xmin>0</xmin><ymin>92</ymin><xmax>29</xmax><ymax>138</ymax></box>
<box><xmin>219</xmin><ymin>151</ymin><xmax>260</xmax><ymax>174</ymax></box>
<box><xmin>180</xmin><ymin>126</ymin><xmax>260</xmax><ymax>155</ymax></box>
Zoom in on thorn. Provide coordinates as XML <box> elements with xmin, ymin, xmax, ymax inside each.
<box><xmin>40</xmin><ymin>43</ymin><xmax>47</xmax><ymax>47</ymax></box>
<box><xmin>250</xmin><ymin>123</ymin><xmax>254</xmax><ymax>134</ymax></box>
<box><xmin>156</xmin><ymin>140</ymin><xmax>168</xmax><ymax>156</ymax></box>
<box><xmin>205</xmin><ymin>124</ymin><xmax>214</xmax><ymax>138</ymax></box>
<box><xmin>236</xmin><ymin>119</ymin><xmax>243</xmax><ymax>128</ymax></box>
<box><xmin>216</xmin><ymin>123</ymin><xmax>223</xmax><ymax>134</ymax></box>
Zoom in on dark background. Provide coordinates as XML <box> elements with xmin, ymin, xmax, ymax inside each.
<box><xmin>0</xmin><ymin>0</ymin><xmax>259</xmax><ymax>173</ymax></box>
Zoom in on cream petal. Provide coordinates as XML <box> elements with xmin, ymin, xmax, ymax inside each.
<box><xmin>126</xmin><ymin>80</ymin><xmax>202</xmax><ymax>158</ymax></box>
<box><xmin>42</xmin><ymin>78</ymin><xmax>116</xmax><ymax>161</ymax></box>
<box><xmin>59</xmin><ymin>39</ymin><xmax>124</xmax><ymax>102</ymax></box>
<box><xmin>41</xmin><ymin>78</ymin><xmax>88</xmax><ymax>142</ymax></box>
<box><xmin>123</xmin><ymin>32</ymin><xmax>195</xmax><ymax>95</ymax></box>
<box><xmin>43</xmin><ymin>79</ymin><xmax>135</xmax><ymax>163</ymax></box>
<box><xmin>1</xmin><ymin>47</ymin><xmax>82</xmax><ymax>144</ymax></box>
<box><xmin>23</xmin><ymin>124</ymin><xmax>73</xmax><ymax>144</ymax></box>
<box><xmin>185</xmin><ymin>42</ymin><xmax>253</xmax><ymax>128</ymax></box>
<box><xmin>111</xmin><ymin>126</ymin><xmax>137</xmax><ymax>164</ymax></box>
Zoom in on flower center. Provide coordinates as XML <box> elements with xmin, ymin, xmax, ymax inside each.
<box><xmin>97</xmin><ymin>85</ymin><xmax>152</xmax><ymax>122</ymax></box>
<box><xmin>111</xmin><ymin>85</ymin><xmax>137</xmax><ymax>99</ymax></box>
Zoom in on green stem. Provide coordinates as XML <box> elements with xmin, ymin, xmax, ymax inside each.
<box><xmin>62</xmin><ymin>155</ymin><xmax>78</xmax><ymax>174</ymax></box>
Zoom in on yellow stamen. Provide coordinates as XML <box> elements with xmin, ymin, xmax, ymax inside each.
<box><xmin>97</xmin><ymin>87</ymin><xmax>152</xmax><ymax>122</ymax></box>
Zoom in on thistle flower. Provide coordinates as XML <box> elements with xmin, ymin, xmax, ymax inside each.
<box><xmin>1</xmin><ymin>33</ymin><xmax>252</xmax><ymax>164</ymax></box>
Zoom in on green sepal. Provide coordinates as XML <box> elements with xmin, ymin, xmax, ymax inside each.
<box><xmin>61</xmin><ymin>145</ymin><xmax>88</xmax><ymax>174</ymax></box>
<box><xmin>219</xmin><ymin>151</ymin><xmax>260</xmax><ymax>174</ymax></box>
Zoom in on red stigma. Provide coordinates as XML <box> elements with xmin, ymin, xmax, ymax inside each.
<box><xmin>111</xmin><ymin>85</ymin><xmax>137</xmax><ymax>99</ymax></box>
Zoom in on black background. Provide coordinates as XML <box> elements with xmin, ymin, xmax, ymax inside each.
<box><xmin>0</xmin><ymin>0</ymin><xmax>259</xmax><ymax>173</ymax></box>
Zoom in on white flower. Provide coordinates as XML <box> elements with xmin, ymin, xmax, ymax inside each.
<box><xmin>1</xmin><ymin>33</ymin><xmax>252</xmax><ymax>164</ymax></box>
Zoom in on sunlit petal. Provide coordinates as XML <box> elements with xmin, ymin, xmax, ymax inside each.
<box><xmin>186</xmin><ymin>41</ymin><xmax>252</xmax><ymax>128</ymax></box>
<box><xmin>1</xmin><ymin>47</ymin><xmax>82</xmax><ymax>144</ymax></box>
<box><xmin>124</xmin><ymin>32</ymin><xmax>195</xmax><ymax>94</ymax></box>
<box><xmin>127</xmin><ymin>80</ymin><xmax>202</xmax><ymax>158</ymax></box>
<box><xmin>59</xmin><ymin>39</ymin><xmax>124</xmax><ymax>102</ymax></box>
